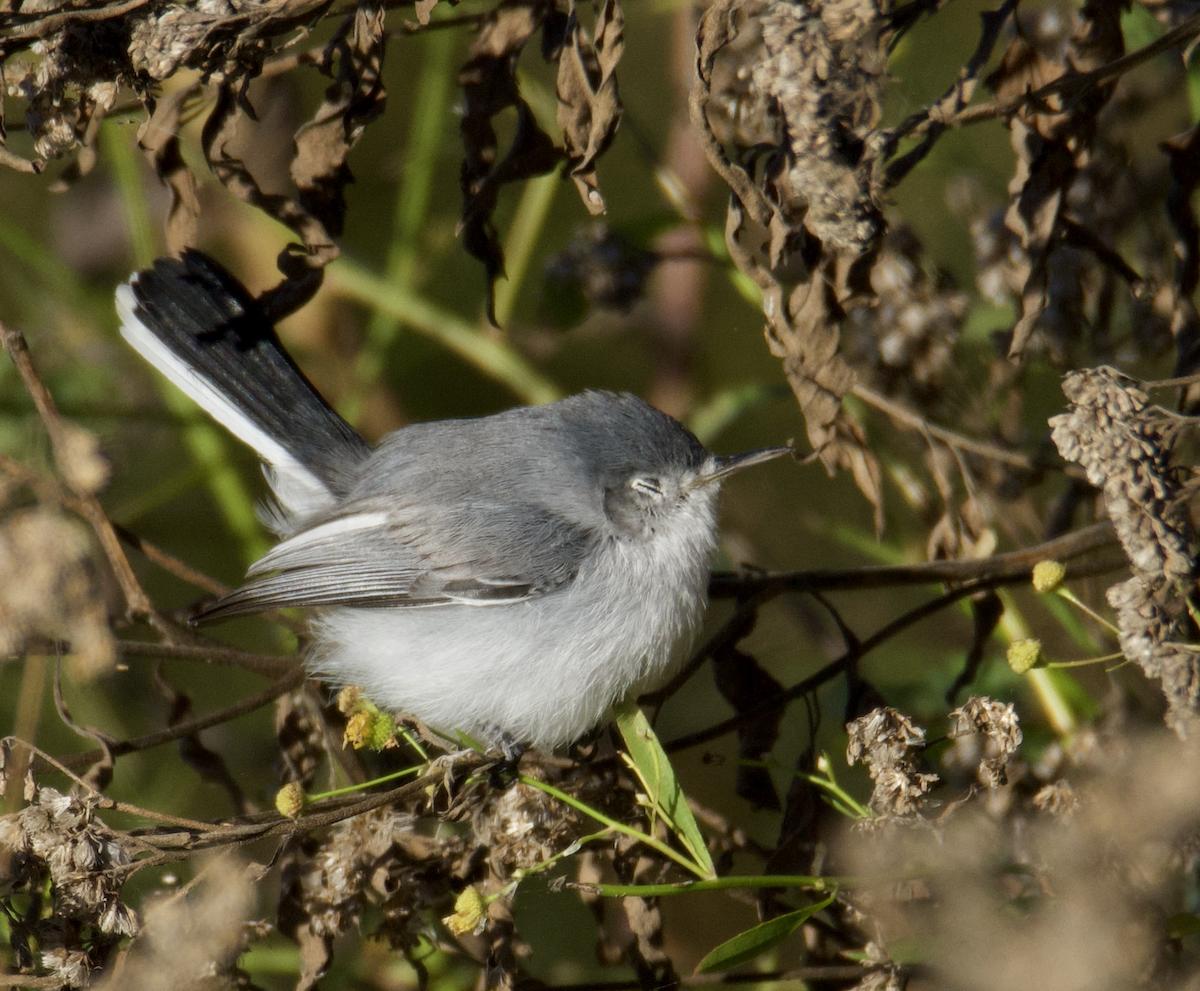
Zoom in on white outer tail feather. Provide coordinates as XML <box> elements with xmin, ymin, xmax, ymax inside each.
<box><xmin>116</xmin><ymin>280</ymin><xmax>335</xmax><ymax>523</ymax></box>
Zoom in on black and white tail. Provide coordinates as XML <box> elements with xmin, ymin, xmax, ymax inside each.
<box><xmin>116</xmin><ymin>251</ymin><xmax>371</xmax><ymax>523</ymax></box>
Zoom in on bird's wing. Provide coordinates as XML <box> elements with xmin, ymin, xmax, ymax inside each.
<box><xmin>198</xmin><ymin>499</ymin><xmax>593</xmax><ymax>621</ymax></box>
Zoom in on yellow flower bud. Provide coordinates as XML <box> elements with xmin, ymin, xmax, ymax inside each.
<box><xmin>1007</xmin><ymin>638</ymin><xmax>1043</xmax><ymax>674</ymax></box>
<box><xmin>343</xmin><ymin>711</ymin><xmax>372</xmax><ymax>749</ymax></box>
<box><xmin>343</xmin><ymin>708</ymin><xmax>398</xmax><ymax>750</ymax></box>
<box><xmin>1032</xmin><ymin>560</ymin><xmax>1066</xmax><ymax>594</ymax></box>
<box><xmin>275</xmin><ymin>782</ymin><xmax>306</xmax><ymax>819</ymax></box>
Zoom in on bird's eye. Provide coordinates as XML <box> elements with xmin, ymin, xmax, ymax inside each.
<box><xmin>631</xmin><ymin>476</ymin><xmax>663</xmax><ymax>498</ymax></box>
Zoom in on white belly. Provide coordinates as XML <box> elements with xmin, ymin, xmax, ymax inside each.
<box><xmin>307</xmin><ymin>517</ymin><xmax>715</xmax><ymax>751</ymax></box>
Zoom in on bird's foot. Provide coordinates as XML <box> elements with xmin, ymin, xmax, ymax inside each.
<box><xmin>487</xmin><ymin>732</ymin><xmax>526</xmax><ymax>789</ymax></box>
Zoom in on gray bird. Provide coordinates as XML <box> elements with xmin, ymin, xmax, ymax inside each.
<box><xmin>117</xmin><ymin>252</ymin><xmax>786</xmax><ymax>751</ymax></box>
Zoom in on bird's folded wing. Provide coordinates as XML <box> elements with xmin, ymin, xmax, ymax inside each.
<box><xmin>198</xmin><ymin>501</ymin><xmax>592</xmax><ymax>620</ymax></box>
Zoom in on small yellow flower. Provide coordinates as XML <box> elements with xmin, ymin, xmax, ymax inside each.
<box><xmin>343</xmin><ymin>711</ymin><xmax>373</xmax><ymax>749</ymax></box>
<box><xmin>1007</xmin><ymin>638</ymin><xmax>1043</xmax><ymax>674</ymax></box>
<box><xmin>1032</xmin><ymin>560</ymin><xmax>1066</xmax><ymax>594</ymax></box>
<box><xmin>343</xmin><ymin>708</ymin><xmax>398</xmax><ymax>750</ymax></box>
<box><xmin>275</xmin><ymin>782</ymin><xmax>306</xmax><ymax>819</ymax></box>
<box><xmin>443</xmin><ymin>886</ymin><xmax>487</xmax><ymax>937</ymax></box>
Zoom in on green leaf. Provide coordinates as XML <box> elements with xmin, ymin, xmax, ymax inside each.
<box><xmin>615</xmin><ymin>701</ymin><xmax>716</xmax><ymax>879</ymax></box>
<box><xmin>695</xmin><ymin>892</ymin><xmax>835</xmax><ymax>974</ymax></box>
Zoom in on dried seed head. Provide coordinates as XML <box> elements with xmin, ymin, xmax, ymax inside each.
<box><xmin>948</xmin><ymin>697</ymin><xmax>1023</xmax><ymax>789</ymax></box>
<box><xmin>847</xmin><ymin>708</ymin><xmax>937</xmax><ymax>817</ymax></box>
<box><xmin>1032</xmin><ymin>780</ymin><xmax>1077</xmax><ymax>820</ymax></box>
<box><xmin>1050</xmin><ymin>367</ymin><xmax>1199</xmax><ymax>735</ymax></box>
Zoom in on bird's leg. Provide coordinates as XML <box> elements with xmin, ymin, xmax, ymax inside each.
<box><xmin>487</xmin><ymin>730</ymin><xmax>526</xmax><ymax>788</ymax></box>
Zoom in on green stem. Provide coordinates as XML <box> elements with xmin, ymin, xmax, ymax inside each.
<box><xmin>327</xmin><ymin>260</ymin><xmax>561</xmax><ymax>406</ymax></box>
<box><xmin>575</xmin><ymin>874</ymin><xmax>846</xmax><ymax>898</ymax></box>
<box><xmin>340</xmin><ymin>27</ymin><xmax>457</xmax><ymax>426</ymax></box>
<box><xmin>518</xmin><ymin>774</ymin><xmax>710</xmax><ymax>879</ymax></box>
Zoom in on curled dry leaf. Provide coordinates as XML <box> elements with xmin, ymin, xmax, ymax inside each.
<box><xmin>290</xmin><ymin>5</ymin><xmax>389</xmax><ymax>250</ymax></box>
<box><xmin>201</xmin><ymin>7</ymin><xmax>387</xmax><ymax>279</ymax></box>
<box><xmin>458</xmin><ymin>0</ymin><xmax>564</xmax><ymax>324</ymax></box>
<box><xmin>556</xmin><ymin>0</ymin><xmax>624</xmax><ymax>216</ymax></box>
<box><xmin>138</xmin><ymin>86</ymin><xmax>204</xmax><ymax>256</ymax></box>
<box><xmin>693</xmin><ymin>0</ymin><xmax>887</xmax><ymax>528</ymax></box>
<box><xmin>988</xmin><ymin>1</ymin><xmax>1125</xmax><ymax>359</ymax></box>
<box><xmin>414</xmin><ymin>0</ymin><xmax>456</xmax><ymax>26</ymax></box>
<box><xmin>712</xmin><ymin>643</ymin><xmax>785</xmax><ymax>810</ymax></box>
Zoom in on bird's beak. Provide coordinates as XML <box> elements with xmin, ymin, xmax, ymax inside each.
<box><xmin>690</xmin><ymin>446</ymin><xmax>791</xmax><ymax>489</ymax></box>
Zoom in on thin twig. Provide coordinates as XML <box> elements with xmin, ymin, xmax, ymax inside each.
<box><xmin>678</xmin><ymin>552</ymin><xmax>1127</xmax><ymax>753</ymax></box>
<box><xmin>709</xmin><ymin>520</ymin><xmax>1119</xmax><ymax>598</ymax></box>
<box><xmin>2</xmin><ymin>737</ymin><xmax>221</xmax><ymax>831</ymax></box>
<box><xmin>851</xmin><ymin>382</ymin><xmax>1037</xmax><ymax>471</ymax></box>
<box><xmin>0</xmin><ymin>449</ymin><xmax>232</xmax><ymax>598</ymax></box>
<box><xmin>533</xmin><ymin>965</ymin><xmax>876</xmax><ymax>989</ymax></box>
<box><xmin>117</xmin><ymin>755</ymin><xmax>487</xmax><ymax>873</ymax></box>
<box><xmin>37</xmin><ymin>668</ymin><xmax>307</xmax><ymax>774</ymax></box>
<box><xmin>934</xmin><ymin>11</ymin><xmax>1200</xmax><ymax>131</ymax></box>
<box><xmin>117</xmin><ymin>639</ymin><xmax>298</xmax><ymax>679</ymax></box>
<box><xmin>0</xmin><ymin>321</ymin><xmax>157</xmax><ymax>624</ymax></box>
<box><xmin>884</xmin><ymin>0</ymin><xmax>1017</xmax><ymax>185</ymax></box>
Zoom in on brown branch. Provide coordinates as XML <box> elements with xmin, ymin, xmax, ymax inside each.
<box><xmin>891</xmin><ymin>10</ymin><xmax>1200</xmax><ymax>140</ymax></box>
<box><xmin>709</xmin><ymin>519</ymin><xmax>1119</xmax><ymax>599</ymax></box>
<box><xmin>676</xmin><ymin>550</ymin><xmax>1127</xmax><ymax>753</ymax></box>
<box><xmin>1</xmin><ymin>738</ymin><xmax>221</xmax><ymax>832</ymax></box>
<box><xmin>36</xmin><ymin>668</ymin><xmax>307</xmax><ymax>774</ymax></box>
<box><xmin>117</xmin><ymin>753</ymin><xmax>488</xmax><ymax>874</ymax></box>
<box><xmin>117</xmin><ymin>639</ymin><xmax>298</xmax><ymax>679</ymax></box>
<box><xmin>884</xmin><ymin>0</ymin><xmax>1017</xmax><ymax>186</ymax></box>
<box><xmin>535</xmin><ymin>966</ymin><xmax>876</xmax><ymax>990</ymax></box>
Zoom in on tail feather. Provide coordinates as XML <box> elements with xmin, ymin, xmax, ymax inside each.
<box><xmin>117</xmin><ymin>251</ymin><xmax>371</xmax><ymax>521</ymax></box>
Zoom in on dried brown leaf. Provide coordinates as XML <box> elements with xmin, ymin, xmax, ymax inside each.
<box><xmin>612</xmin><ymin>841</ymin><xmax>678</xmax><ymax>989</ymax></box>
<box><xmin>1163</xmin><ymin>124</ymin><xmax>1200</xmax><ymax>393</ymax></box>
<box><xmin>290</xmin><ymin>4</ymin><xmax>388</xmax><ymax>250</ymax></box>
<box><xmin>556</xmin><ymin>0</ymin><xmax>624</xmax><ymax>215</ymax></box>
<box><xmin>414</xmin><ymin>0</ymin><xmax>456</xmax><ymax>26</ymax></box>
<box><xmin>458</xmin><ymin>0</ymin><xmax>564</xmax><ymax>324</ymax></box>
<box><xmin>691</xmin><ymin>0</ymin><xmax>775</xmax><ymax>227</ymax></box>
<box><xmin>988</xmin><ymin>2</ymin><xmax>1124</xmax><ymax>359</ymax></box>
<box><xmin>137</xmin><ymin>85</ymin><xmax>203</xmax><ymax>256</ymax></box>
<box><xmin>712</xmin><ymin>643</ymin><xmax>784</xmax><ymax>810</ymax></box>
<box><xmin>695</xmin><ymin>1</ymin><xmax>887</xmax><ymax>527</ymax></box>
